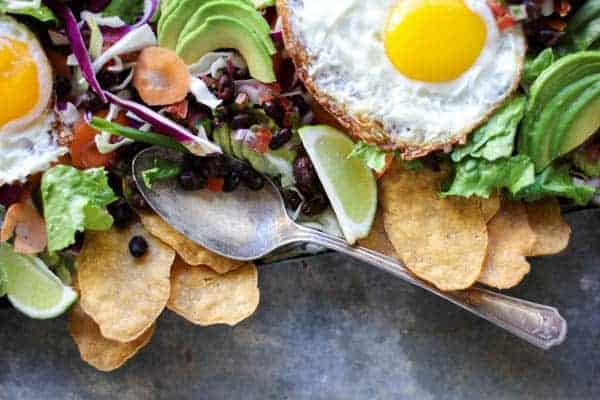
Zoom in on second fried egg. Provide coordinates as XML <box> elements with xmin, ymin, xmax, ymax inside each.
<box><xmin>279</xmin><ymin>0</ymin><xmax>526</xmax><ymax>157</ymax></box>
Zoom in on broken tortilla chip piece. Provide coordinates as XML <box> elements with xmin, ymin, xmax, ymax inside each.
<box><xmin>481</xmin><ymin>193</ymin><xmax>501</xmax><ymax>223</ymax></box>
<box><xmin>381</xmin><ymin>165</ymin><xmax>487</xmax><ymax>291</ymax></box>
<box><xmin>357</xmin><ymin>208</ymin><xmax>397</xmax><ymax>257</ymax></box>
<box><xmin>77</xmin><ymin>223</ymin><xmax>174</xmax><ymax>342</ymax></box>
<box><xmin>69</xmin><ymin>303</ymin><xmax>155</xmax><ymax>372</ymax></box>
<box><xmin>168</xmin><ymin>258</ymin><xmax>259</xmax><ymax>326</ymax></box>
<box><xmin>139</xmin><ymin>212</ymin><xmax>243</xmax><ymax>274</ymax></box>
<box><xmin>525</xmin><ymin>198</ymin><xmax>571</xmax><ymax>256</ymax></box>
<box><xmin>478</xmin><ymin>199</ymin><xmax>536</xmax><ymax>290</ymax></box>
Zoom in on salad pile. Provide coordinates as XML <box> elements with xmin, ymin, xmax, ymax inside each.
<box><xmin>0</xmin><ymin>0</ymin><xmax>598</xmax><ymax>370</ymax></box>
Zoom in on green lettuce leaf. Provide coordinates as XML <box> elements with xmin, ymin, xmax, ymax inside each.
<box><xmin>522</xmin><ymin>48</ymin><xmax>555</xmax><ymax>87</ymax></box>
<box><xmin>142</xmin><ymin>158</ymin><xmax>182</xmax><ymax>187</ymax></box>
<box><xmin>102</xmin><ymin>0</ymin><xmax>145</xmax><ymax>25</ymax></box>
<box><xmin>41</xmin><ymin>165</ymin><xmax>118</xmax><ymax>252</ymax></box>
<box><xmin>441</xmin><ymin>155</ymin><xmax>535</xmax><ymax>198</ymax></box>
<box><xmin>0</xmin><ymin>1</ymin><xmax>56</xmax><ymax>23</ymax></box>
<box><xmin>515</xmin><ymin>164</ymin><xmax>596</xmax><ymax>205</ymax></box>
<box><xmin>452</xmin><ymin>95</ymin><xmax>526</xmax><ymax>162</ymax></box>
<box><xmin>348</xmin><ymin>141</ymin><xmax>390</xmax><ymax>173</ymax></box>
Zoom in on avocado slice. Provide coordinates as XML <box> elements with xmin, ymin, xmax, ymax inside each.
<box><xmin>554</xmin><ymin>81</ymin><xmax>600</xmax><ymax>159</ymax></box>
<box><xmin>527</xmin><ymin>74</ymin><xmax>600</xmax><ymax>170</ymax></box>
<box><xmin>518</xmin><ymin>51</ymin><xmax>600</xmax><ymax>154</ymax></box>
<box><xmin>230</xmin><ymin>133</ymin><xmax>246</xmax><ymax>160</ymax></box>
<box><xmin>176</xmin><ymin>16</ymin><xmax>276</xmax><ymax>82</ymax></box>
<box><xmin>572</xmin><ymin>18</ymin><xmax>600</xmax><ymax>51</ymax></box>
<box><xmin>568</xmin><ymin>0</ymin><xmax>600</xmax><ymax>33</ymax></box>
<box><xmin>179</xmin><ymin>0</ymin><xmax>276</xmax><ymax>55</ymax></box>
<box><xmin>158</xmin><ymin>0</ymin><xmax>255</xmax><ymax>49</ymax></box>
<box><xmin>213</xmin><ymin>124</ymin><xmax>233</xmax><ymax>155</ymax></box>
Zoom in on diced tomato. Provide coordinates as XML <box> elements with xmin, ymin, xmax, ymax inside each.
<box><xmin>207</xmin><ymin>177</ymin><xmax>224</xmax><ymax>192</ymax></box>
<box><xmin>253</xmin><ymin>127</ymin><xmax>273</xmax><ymax>154</ymax></box>
<box><xmin>69</xmin><ymin>111</ymin><xmax>128</xmax><ymax>169</ymax></box>
<box><xmin>487</xmin><ymin>0</ymin><xmax>514</xmax><ymax>30</ymax></box>
<box><xmin>496</xmin><ymin>14</ymin><xmax>515</xmax><ymax>30</ymax></box>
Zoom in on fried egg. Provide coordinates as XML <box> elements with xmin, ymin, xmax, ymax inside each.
<box><xmin>0</xmin><ymin>16</ymin><xmax>66</xmax><ymax>185</ymax></box>
<box><xmin>279</xmin><ymin>0</ymin><xmax>526</xmax><ymax>158</ymax></box>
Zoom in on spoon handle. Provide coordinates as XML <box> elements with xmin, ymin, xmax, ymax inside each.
<box><xmin>289</xmin><ymin>225</ymin><xmax>567</xmax><ymax>350</ymax></box>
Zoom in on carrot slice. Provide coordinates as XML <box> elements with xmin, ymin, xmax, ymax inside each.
<box><xmin>1</xmin><ymin>202</ymin><xmax>48</xmax><ymax>254</ymax></box>
<box><xmin>70</xmin><ymin>111</ymin><xmax>129</xmax><ymax>169</ymax></box>
<box><xmin>133</xmin><ymin>47</ymin><xmax>190</xmax><ymax>106</ymax></box>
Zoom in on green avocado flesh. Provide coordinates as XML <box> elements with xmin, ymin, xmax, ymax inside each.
<box><xmin>528</xmin><ymin>74</ymin><xmax>600</xmax><ymax>169</ymax></box>
<box><xmin>518</xmin><ymin>51</ymin><xmax>600</xmax><ymax>170</ymax></box>
<box><xmin>568</xmin><ymin>0</ymin><xmax>600</xmax><ymax>33</ymax></box>
<box><xmin>176</xmin><ymin>16</ymin><xmax>276</xmax><ymax>82</ymax></box>
<box><xmin>178</xmin><ymin>0</ymin><xmax>276</xmax><ymax>55</ymax></box>
<box><xmin>554</xmin><ymin>83</ymin><xmax>600</xmax><ymax>158</ymax></box>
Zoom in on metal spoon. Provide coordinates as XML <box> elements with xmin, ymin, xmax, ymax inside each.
<box><xmin>133</xmin><ymin>147</ymin><xmax>567</xmax><ymax>349</ymax></box>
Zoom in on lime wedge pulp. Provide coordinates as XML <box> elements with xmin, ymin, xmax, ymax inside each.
<box><xmin>299</xmin><ymin>125</ymin><xmax>377</xmax><ymax>244</ymax></box>
<box><xmin>0</xmin><ymin>243</ymin><xmax>77</xmax><ymax>319</ymax></box>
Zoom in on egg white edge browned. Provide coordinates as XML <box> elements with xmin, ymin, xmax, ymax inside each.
<box><xmin>277</xmin><ymin>0</ymin><xmax>526</xmax><ymax>159</ymax></box>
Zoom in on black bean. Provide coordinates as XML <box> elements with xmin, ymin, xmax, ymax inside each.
<box><xmin>179</xmin><ymin>170</ymin><xmax>206</xmax><ymax>191</ymax></box>
<box><xmin>231</xmin><ymin>113</ymin><xmax>254</xmax><ymax>130</ymax></box>
<box><xmin>217</xmin><ymin>75</ymin><xmax>235</xmax><ymax>104</ymax></box>
<box><xmin>282</xmin><ymin>189</ymin><xmax>302</xmax><ymax>210</ymax></box>
<box><xmin>269</xmin><ymin>128</ymin><xmax>293</xmax><ymax>150</ymax></box>
<box><xmin>55</xmin><ymin>75</ymin><xmax>71</xmax><ymax>98</ymax></box>
<box><xmin>222</xmin><ymin>171</ymin><xmax>241</xmax><ymax>192</ymax></box>
<box><xmin>108</xmin><ymin>199</ymin><xmax>135</xmax><ymax>229</ymax></box>
<box><xmin>263</xmin><ymin>101</ymin><xmax>284</xmax><ymax>125</ymax></box>
<box><xmin>301</xmin><ymin>192</ymin><xmax>329</xmax><ymax>216</ymax></box>
<box><xmin>0</xmin><ymin>296</ymin><xmax>12</xmax><ymax>309</ymax></box>
<box><xmin>79</xmin><ymin>92</ymin><xmax>105</xmax><ymax>113</ymax></box>
<box><xmin>202</xmin><ymin>155</ymin><xmax>229</xmax><ymax>178</ymax></box>
<box><xmin>293</xmin><ymin>154</ymin><xmax>319</xmax><ymax>196</ymax></box>
<box><xmin>129</xmin><ymin>236</ymin><xmax>148</xmax><ymax>258</ymax></box>
<box><xmin>290</xmin><ymin>95</ymin><xmax>310</xmax><ymax>115</ymax></box>
<box><xmin>130</xmin><ymin>193</ymin><xmax>149</xmax><ymax>210</ymax></box>
<box><xmin>241</xmin><ymin>169</ymin><xmax>265</xmax><ymax>191</ymax></box>
<box><xmin>182</xmin><ymin>154</ymin><xmax>205</xmax><ymax>172</ymax></box>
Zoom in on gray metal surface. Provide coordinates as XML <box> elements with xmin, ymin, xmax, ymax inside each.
<box><xmin>1</xmin><ymin>209</ymin><xmax>599</xmax><ymax>399</ymax></box>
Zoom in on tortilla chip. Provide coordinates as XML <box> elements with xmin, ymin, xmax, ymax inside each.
<box><xmin>69</xmin><ymin>303</ymin><xmax>155</xmax><ymax>372</ymax></box>
<box><xmin>139</xmin><ymin>212</ymin><xmax>243</xmax><ymax>274</ymax></box>
<box><xmin>478</xmin><ymin>199</ymin><xmax>536</xmax><ymax>289</ymax></box>
<box><xmin>358</xmin><ymin>208</ymin><xmax>397</xmax><ymax>257</ymax></box>
<box><xmin>525</xmin><ymin>199</ymin><xmax>571</xmax><ymax>256</ymax></box>
<box><xmin>168</xmin><ymin>258</ymin><xmax>259</xmax><ymax>326</ymax></box>
<box><xmin>381</xmin><ymin>165</ymin><xmax>487</xmax><ymax>291</ymax></box>
<box><xmin>77</xmin><ymin>223</ymin><xmax>174</xmax><ymax>342</ymax></box>
<box><xmin>481</xmin><ymin>193</ymin><xmax>501</xmax><ymax>223</ymax></box>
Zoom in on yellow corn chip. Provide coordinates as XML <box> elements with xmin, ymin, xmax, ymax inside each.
<box><xmin>358</xmin><ymin>208</ymin><xmax>397</xmax><ymax>257</ymax></box>
<box><xmin>69</xmin><ymin>303</ymin><xmax>155</xmax><ymax>372</ymax></box>
<box><xmin>381</xmin><ymin>165</ymin><xmax>487</xmax><ymax>291</ymax></box>
<box><xmin>77</xmin><ymin>223</ymin><xmax>174</xmax><ymax>342</ymax></box>
<box><xmin>139</xmin><ymin>212</ymin><xmax>243</xmax><ymax>274</ymax></box>
<box><xmin>481</xmin><ymin>193</ymin><xmax>501</xmax><ymax>223</ymax></box>
<box><xmin>168</xmin><ymin>258</ymin><xmax>259</xmax><ymax>326</ymax></box>
<box><xmin>525</xmin><ymin>198</ymin><xmax>571</xmax><ymax>256</ymax></box>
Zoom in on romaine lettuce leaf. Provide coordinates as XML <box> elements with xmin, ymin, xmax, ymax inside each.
<box><xmin>41</xmin><ymin>165</ymin><xmax>118</xmax><ymax>252</ymax></box>
<box><xmin>102</xmin><ymin>0</ymin><xmax>144</xmax><ymax>24</ymax></box>
<box><xmin>0</xmin><ymin>1</ymin><xmax>56</xmax><ymax>23</ymax></box>
<box><xmin>348</xmin><ymin>141</ymin><xmax>390</xmax><ymax>173</ymax></box>
<box><xmin>451</xmin><ymin>95</ymin><xmax>526</xmax><ymax>162</ymax></box>
<box><xmin>522</xmin><ymin>48</ymin><xmax>554</xmax><ymax>87</ymax></box>
<box><xmin>515</xmin><ymin>164</ymin><xmax>596</xmax><ymax>205</ymax></box>
<box><xmin>441</xmin><ymin>155</ymin><xmax>535</xmax><ymax>198</ymax></box>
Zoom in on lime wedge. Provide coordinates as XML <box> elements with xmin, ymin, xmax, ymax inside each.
<box><xmin>0</xmin><ymin>243</ymin><xmax>77</xmax><ymax>319</ymax></box>
<box><xmin>299</xmin><ymin>125</ymin><xmax>377</xmax><ymax>244</ymax></box>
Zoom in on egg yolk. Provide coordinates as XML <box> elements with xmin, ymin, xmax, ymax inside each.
<box><xmin>385</xmin><ymin>0</ymin><xmax>487</xmax><ymax>83</ymax></box>
<box><xmin>0</xmin><ymin>37</ymin><xmax>39</xmax><ymax>128</ymax></box>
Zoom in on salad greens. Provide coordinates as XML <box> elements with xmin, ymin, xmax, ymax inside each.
<box><xmin>102</xmin><ymin>0</ymin><xmax>145</xmax><ymax>24</ymax></box>
<box><xmin>522</xmin><ymin>48</ymin><xmax>555</xmax><ymax>87</ymax></box>
<box><xmin>0</xmin><ymin>0</ymin><xmax>56</xmax><ymax>22</ymax></box>
<box><xmin>41</xmin><ymin>166</ymin><xmax>117</xmax><ymax>252</ymax></box>
<box><xmin>142</xmin><ymin>158</ymin><xmax>183</xmax><ymax>187</ymax></box>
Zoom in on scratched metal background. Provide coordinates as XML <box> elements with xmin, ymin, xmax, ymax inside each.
<box><xmin>1</xmin><ymin>209</ymin><xmax>599</xmax><ymax>399</ymax></box>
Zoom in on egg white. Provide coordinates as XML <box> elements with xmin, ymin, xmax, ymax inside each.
<box><xmin>0</xmin><ymin>15</ymin><xmax>53</xmax><ymax>133</ymax></box>
<box><xmin>0</xmin><ymin>16</ymin><xmax>66</xmax><ymax>185</ymax></box>
<box><xmin>283</xmin><ymin>0</ymin><xmax>526</xmax><ymax>151</ymax></box>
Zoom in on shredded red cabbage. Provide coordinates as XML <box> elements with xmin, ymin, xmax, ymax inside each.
<box><xmin>103</xmin><ymin>0</ymin><xmax>159</xmax><ymax>41</ymax></box>
<box><xmin>44</xmin><ymin>0</ymin><xmax>107</xmax><ymax>103</ymax></box>
<box><xmin>103</xmin><ymin>91</ymin><xmax>222</xmax><ymax>156</ymax></box>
